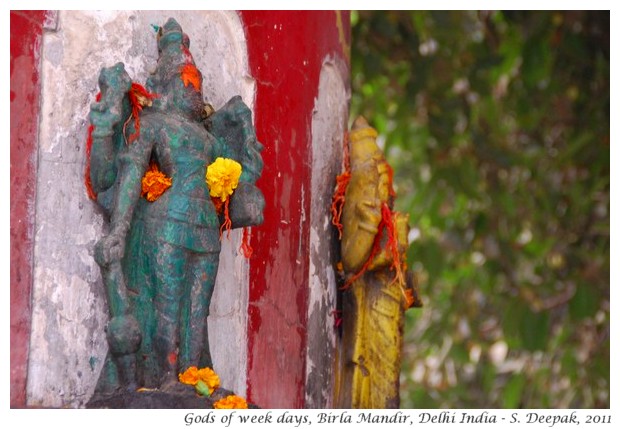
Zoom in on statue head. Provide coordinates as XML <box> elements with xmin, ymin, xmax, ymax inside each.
<box><xmin>349</xmin><ymin>116</ymin><xmax>393</xmax><ymax>202</ymax></box>
<box><xmin>147</xmin><ymin>18</ymin><xmax>205</xmax><ymax>121</ymax></box>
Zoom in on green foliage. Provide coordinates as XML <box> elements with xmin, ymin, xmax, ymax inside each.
<box><xmin>351</xmin><ymin>11</ymin><xmax>609</xmax><ymax>408</ymax></box>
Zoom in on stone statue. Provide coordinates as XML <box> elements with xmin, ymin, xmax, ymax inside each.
<box><xmin>86</xmin><ymin>18</ymin><xmax>264</xmax><ymax>401</ymax></box>
<box><xmin>332</xmin><ymin>117</ymin><xmax>421</xmax><ymax>408</ymax></box>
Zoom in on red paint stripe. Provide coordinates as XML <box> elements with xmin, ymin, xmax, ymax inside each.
<box><xmin>240</xmin><ymin>11</ymin><xmax>349</xmax><ymax>408</ymax></box>
<box><xmin>10</xmin><ymin>10</ymin><xmax>46</xmax><ymax>408</ymax></box>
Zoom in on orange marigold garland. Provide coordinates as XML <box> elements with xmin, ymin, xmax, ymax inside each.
<box><xmin>141</xmin><ymin>161</ymin><xmax>172</xmax><ymax>202</ymax></box>
<box><xmin>213</xmin><ymin>395</ymin><xmax>249</xmax><ymax>409</ymax></box>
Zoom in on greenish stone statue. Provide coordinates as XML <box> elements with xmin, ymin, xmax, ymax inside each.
<box><xmin>87</xmin><ymin>18</ymin><xmax>264</xmax><ymax>401</ymax></box>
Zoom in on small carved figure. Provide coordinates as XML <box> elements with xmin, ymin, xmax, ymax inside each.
<box><xmin>87</xmin><ymin>18</ymin><xmax>264</xmax><ymax>398</ymax></box>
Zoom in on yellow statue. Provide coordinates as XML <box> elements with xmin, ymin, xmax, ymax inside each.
<box><xmin>333</xmin><ymin>117</ymin><xmax>421</xmax><ymax>409</ymax></box>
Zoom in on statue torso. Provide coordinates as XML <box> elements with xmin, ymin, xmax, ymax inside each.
<box><xmin>134</xmin><ymin>111</ymin><xmax>222</xmax><ymax>252</ymax></box>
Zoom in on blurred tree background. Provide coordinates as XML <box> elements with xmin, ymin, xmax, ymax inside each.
<box><xmin>350</xmin><ymin>11</ymin><xmax>609</xmax><ymax>408</ymax></box>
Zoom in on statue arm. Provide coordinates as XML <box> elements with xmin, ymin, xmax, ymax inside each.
<box><xmin>95</xmin><ymin>134</ymin><xmax>153</xmax><ymax>266</ymax></box>
<box><xmin>206</xmin><ymin>96</ymin><xmax>263</xmax><ymax>185</ymax></box>
<box><xmin>237</xmin><ymin>109</ymin><xmax>263</xmax><ymax>185</ymax></box>
<box><xmin>89</xmin><ymin>63</ymin><xmax>132</xmax><ymax>193</ymax></box>
<box><xmin>210</xmin><ymin>134</ymin><xmax>233</xmax><ymax>160</ymax></box>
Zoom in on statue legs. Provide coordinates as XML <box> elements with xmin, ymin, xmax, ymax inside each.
<box><xmin>152</xmin><ymin>240</ymin><xmax>219</xmax><ymax>388</ymax></box>
<box><xmin>182</xmin><ymin>251</ymin><xmax>219</xmax><ymax>370</ymax></box>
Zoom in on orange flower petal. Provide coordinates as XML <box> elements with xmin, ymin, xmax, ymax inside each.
<box><xmin>214</xmin><ymin>395</ymin><xmax>248</xmax><ymax>409</ymax></box>
<box><xmin>178</xmin><ymin>366</ymin><xmax>199</xmax><ymax>386</ymax></box>
<box><xmin>197</xmin><ymin>367</ymin><xmax>220</xmax><ymax>394</ymax></box>
<box><xmin>141</xmin><ymin>162</ymin><xmax>172</xmax><ymax>202</ymax></box>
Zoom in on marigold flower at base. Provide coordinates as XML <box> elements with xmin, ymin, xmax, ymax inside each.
<box><xmin>178</xmin><ymin>366</ymin><xmax>200</xmax><ymax>386</ymax></box>
<box><xmin>197</xmin><ymin>367</ymin><xmax>220</xmax><ymax>394</ymax></box>
<box><xmin>141</xmin><ymin>163</ymin><xmax>172</xmax><ymax>202</ymax></box>
<box><xmin>178</xmin><ymin>366</ymin><xmax>221</xmax><ymax>395</ymax></box>
<box><xmin>214</xmin><ymin>395</ymin><xmax>248</xmax><ymax>409</ymax></box>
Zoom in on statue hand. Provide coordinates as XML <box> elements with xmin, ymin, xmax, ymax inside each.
<box><xmin>89</xmin><ymin>63</ymin><xmax>132</xmax><ymax>133</ymax></box>
<box><xmin>89</xmin><ymin>106</ymin><xmax>122</xmax><ymax>134</ymax></box>
<box><xmin>228</xmin><ymin>182</ymin><xmax>265</xmax><ymax>228</ymax></box>
<box><xmin>94</xmin><ymin>231</ymin><xmax>126</xmax><ymax>267</ymax></box>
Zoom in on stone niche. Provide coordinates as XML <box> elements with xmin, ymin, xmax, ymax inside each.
<box><xmin>27</xmin><ymin>10</ymin><xmax>254</xmax><ymax>408</ymax></box>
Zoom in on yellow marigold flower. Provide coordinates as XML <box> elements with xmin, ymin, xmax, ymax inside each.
<box><xmin>206</xmin><ymin>157</ymin><xmax>242</xmax><ymax>202</ymax></box>
<box><xmin>178</xmin><ymin>366</ymin><xmax>200</xmax><ymax>386</ymax></box>
<box><xmin>197</xmin><ymin>367</ymin><xmax>220</xmax><ymax>394</ymax></box>
<box><xmin>214</xmin><ymin>394</ymin><xmax>248</xmax><ymax>409</ymax></box>
<box><xmin>141</xmin><ymin>162</ymin><xmax>172</xmax><ymax>202</ymax></box>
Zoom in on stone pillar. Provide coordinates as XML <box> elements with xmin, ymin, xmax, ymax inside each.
<box><xmin>241</xmin><ymin>11</ymin><xmax>350</xmax><ymax>408</ymax></box>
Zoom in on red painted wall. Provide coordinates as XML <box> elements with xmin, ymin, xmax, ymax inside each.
<box><xmin>10</xmin><ymin>10</ymin><xmax>46</xmax><ymax>408</ymax></box>
<box><xmin>240</xmin><ymin>11</ymin><xmax>350</xmax><ymax>408</ymax></box>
